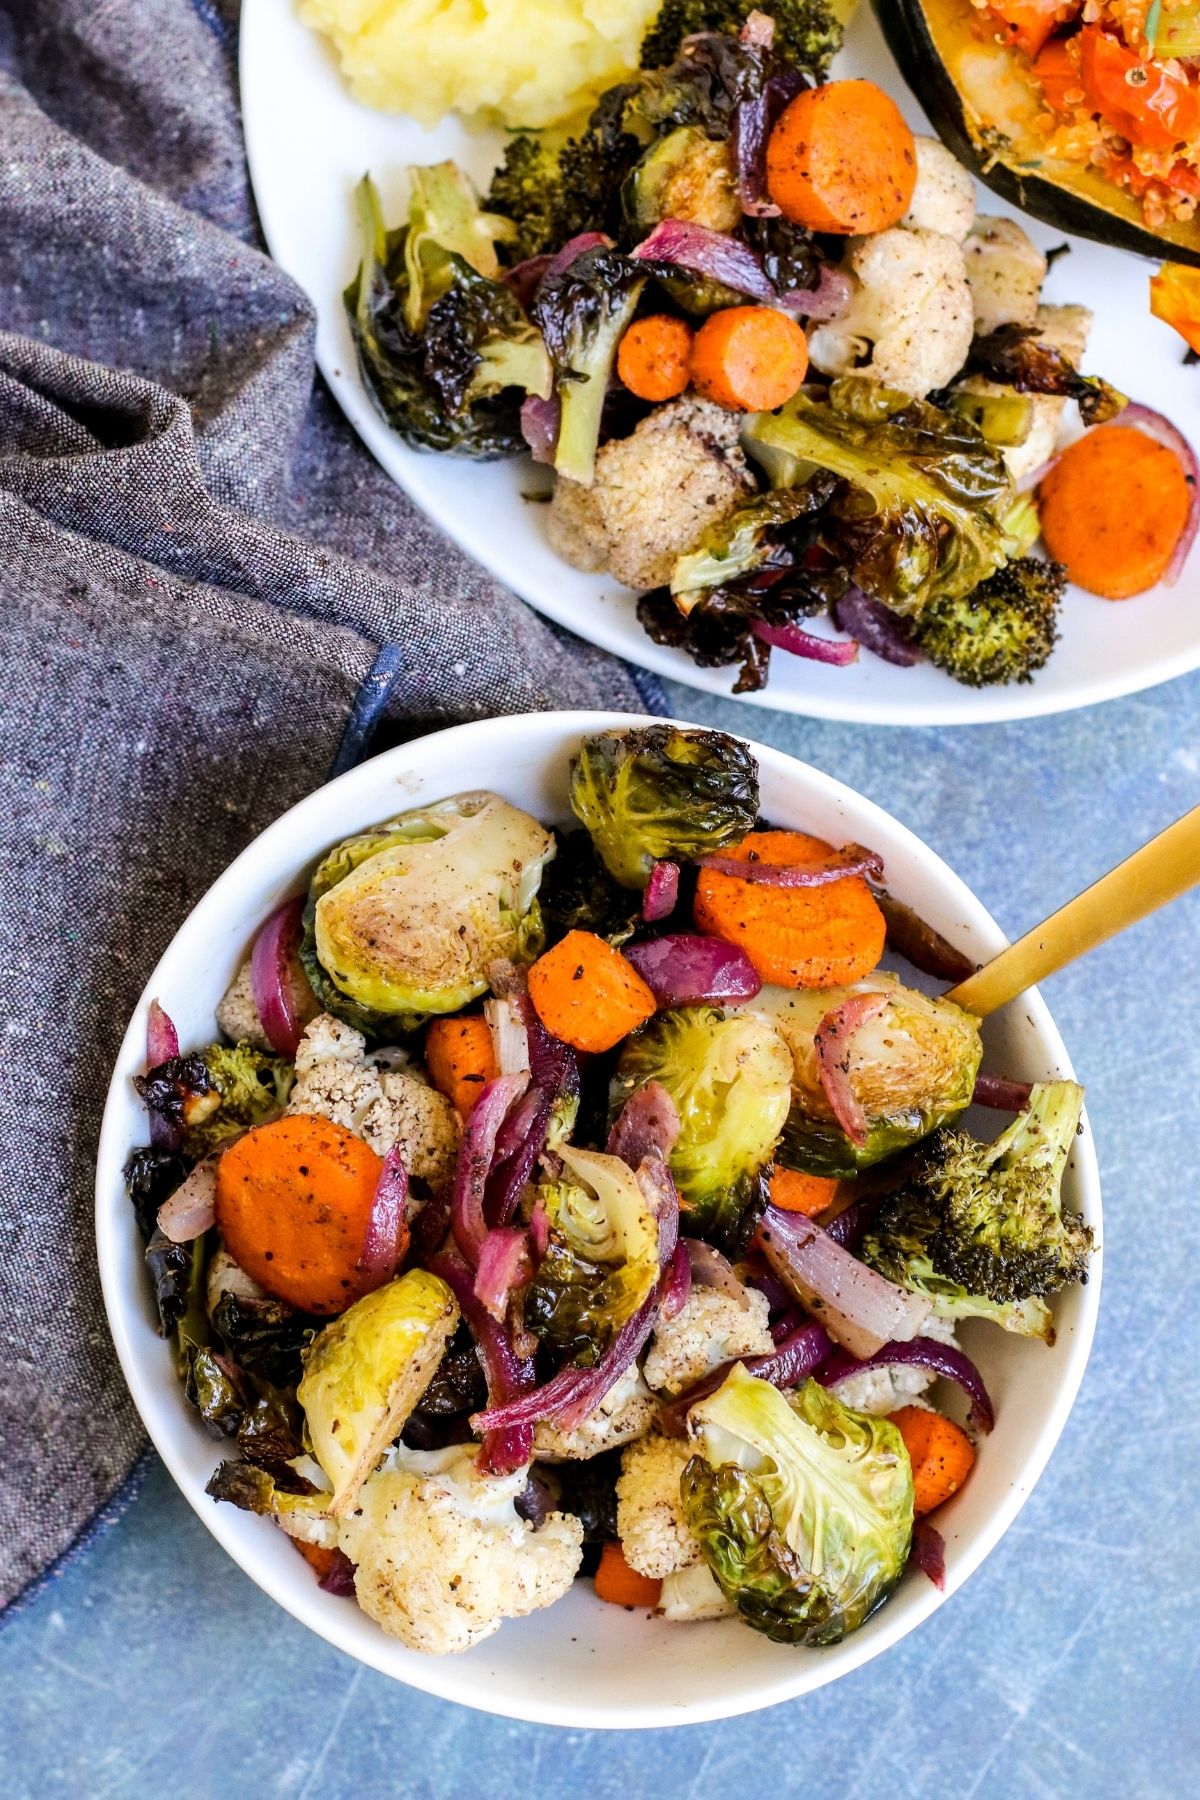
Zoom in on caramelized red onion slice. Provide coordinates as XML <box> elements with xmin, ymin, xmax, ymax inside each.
<box><xmin>473</xmin><ymin>1159</ymin><xmax>682</xmax><ymax>1438</ymax></box>
<box><xmin>685</xmin><ymin>1239</ymin><xmax>750</xmax><ymax>1308</ymax></box>
<box><xmin>1120</xmin><ymin>401</ymin><xmax>1199</xmax><ymax>585</ymax></box>
<box><xmin>696</xmin><ymin>844</ymin><xmax>883</xmax><ymax>888</ymax></box>
<box><xmin>642</xmin><ymin>859</ymin><xmax>680</xmax><ymax>922</ymax></box>
<box><xmin>623</xmin><ymin>932</ymin><xmax>761</xmax><ymax>1007</ymax></box>
<box><xmin>249</xmin><ymin>896</ymin><xmax>306</xmax><ymax>1058</ymax></box>
<box><xmin>486</xmin><ymin>1085</ymin><xmax>549</xmax><ymax>1229</ymax></box>
<box><xmin>779</xmin><ymin>263</ymin><xmax>853</xmax><ymax>323</ymax></box>
<box><xmin>659</xmin><ymin>1319</ymin><xmax>833</xmax><ymax>1435</ymax></box>
<box><xmin>752</xmin><ymin>618</ymin><xmax>858</xmax><ymax>666</ymax></box>
<box><xmin>156</xmin><ymin>1158</ymin><xmax>218</xmax><ymax>1243</ymax></box>
<box><xmin>520</xmin><ymin>392</ymin><xmax>560</xmax><ymax>464</ymax></box>
<box><xmin>606</xmin><ymin>1079</ymin><xmax>682</xmax><ymax>1168</ymax></box>
<box><xmin>659</xmin><ymin>1238</ymin><xmax>693</xmax><ymax>1321</ymax></box>
<box><xmin>818</xmin><ymin>1334</ymin><xmax>995</xmax><ymax>1433</ymax></box>
<box><xmin>473</xmin><ymin>1226</ymin><xmax>534</xmax><ymax>1321</ymax></box>
<box><xmin>543</xmin><ymin>230</ymin><xmax>612</xmax><ymax>282</ymax></box>
<box><xmin>316</xmin><ymin>1547</ymin><xmax>358</xmax><ymax>1596</ymax></box>
<box><xmin>504</xmin><ymin>254</ymin><xmax>554</xmax><ymax>311</ymax></box>
<box><xmin>814</xmin><ymin>992</ymin><xmax>890</xmax><ymax>1147</ymax></box>
<box><xmin>632</xmin><ymin>219</ymin><xmax>777</xmax><ymax>304</ymax></box>
<box><xmin>871</xmin><ymin>889</ymin><xmax>976</xmax><ymax>984</ymax></box>
<box><xmin>450</xmin><ymin>1073</ymin><xmax>530</xmax><ymax>1266</ymax></box>
<box><xmin>910</xmin><ymin>1520</ymin><xmax>946</xmax><ymax>1591</ymax></box>
<box><xmin>833</xmin><ymin>588</ymin><xmax>922</xmax><ymax>667</ymax></box>
<box><xmin>356</xmin><ymin>1147</ymin><xmax>410</xmax><ymax>1294</ymax></box>
<box><xmin>757</xmin><ymin>1204</ymin><xmax>931</xmax><ymax>1359</ymax></box>
<box><xmin>485</xmin><ymin>995</ymin><xmax>530</xmax><ymax>1078</ymax></box>
<box><xmin>973</xmin><ymin>1072</ymin><xmax>1034</xmax><ymax>1112</ymax></box>
<box><xmin>146</xmin><ymin>1000</ymin><xmax>181</xmax><ymax>1150</ymax></box>
<box><xmin>429</xmin><ymin>1249</ymin><xmax>537</xmax><ymax>1475</ymax></box>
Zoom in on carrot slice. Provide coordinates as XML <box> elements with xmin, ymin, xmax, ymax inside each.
<box><xmin>1038</xmin><ymin>425</ymin><xmax>1191</xmax><ymax>599</ymax></box>
<box><xmin>769</xmin><ymin>1168</ymin><xmax>839</xmax><ymax>1216</ymax></box>
<box><xmin>689</xmin><ymin>305</ymin><xmax>809</xmax><ymax>412</ymax></box>
<box><xmin>214</xmin><ymin>1114</ymin><xmax>383</xmax><ymax>1315</ymax></box>
<box><xmin>766</xmin><ymin>81</ymin><xmax>917</xmax><ymax>235</ymax></box>
<box><xmin>424</xmin><ymin>1015</ymin><xmax>497</xmax><ymax>1119</ymax></box>
<box><xmin>527</xmin><ymin>929</ymin><xmax>656</xmax><ymax>1054</ymax></box>
<box><xmin>693</xmin><ymin>829</ymin><xmax>886</xmax><ymax>990</ymax></box>
<box><xmin>594</xmin><ymin>1541</ymin><xmax>663</xmax><ymax>1608</ymax></box>
<box><xmin>891</xmin><ymin>1406</ymin><xmax>976</xmax><ymax>1516</ymax></box>
<box><xmin>617</xmin><ymin>314</ymin><xmax>694</xmax><ymax>402</ymax></box>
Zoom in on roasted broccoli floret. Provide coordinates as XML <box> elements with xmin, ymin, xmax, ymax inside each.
<box><xmin>914</xmin><ymin>558</ymin><xmax>1065</xmax><ymax>688</ymax></box>
<box><xmin>486</xmin><ymin>84</ymin><xmax>649</xmax><ymax>262</ymax></box>
<box><xmin>861</xmin><ymin>1081</ymin><xmax>1094</xmax><ymax>1342</ymax></box>
<box><xmin>183</xmin><ymin>1041</ymin><xmax>294</xmax><ymax>1159</ymax></box>
<box><xmin>639</xmin><ymin>1</ymin><xmax>844</xmax><ymax>77</ymax></box>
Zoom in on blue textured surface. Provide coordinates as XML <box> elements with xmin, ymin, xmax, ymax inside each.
<box><xmin>5</xmin><ymin>670</ymin><xmax>1199</xmax><ymax>1797</ymax></box>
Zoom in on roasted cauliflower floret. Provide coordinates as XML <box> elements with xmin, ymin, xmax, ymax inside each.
<box><xmin>215</xmin><ymin>955</ymin><xmax>318</xmax><ymax>1053</ymax></box>
<box><xmin>828</xmin><ymin>1316</ymin><xmax>960</xmax><ymax>1417</ymax></box>
<box><xmin>642</xmin><ymin>1283</ymin><xmax>773</xmax><ymax>1398</ymax></box>
<box><xmin>616</xmin><ymin>1435</ymin><xmax>701</xmax><ymax>1579</ymax></box>
<box><xmin>808</xmin><ymin>229</ymin><xmax>974</xmax><ymax>400</ymax></box>
<box><xmin>902</xmin><ymin>136</ymin><xmax>975</xmax><ymax>241</ymax></box>
<box><xmin>657</xmin><ymin>1560</ymin><xmax>736</xmax><ymax>1621</ymax></box>
<box><xmin>963</xmin><ymin>216</ymin><xmax>1048</xmax><ymax>337</ymax></box>
<box><xmin>337</xmin><ymin>1446</ymin><xmax>583</xmax><ymax>1655</ymax></box>
<box><xmin>532</xmin><ymin>1365</ymin><xmax>657</xmax><ymax>1461</ymax></box>
<box><xmin>287</xmin><ymin>1014</ymin><xmax>460</xmax><ymax>1185</ymax></box>
<box><xmin>548</xmin><ymin>399</ymin><xmax>757</xmax><ymax>591</ymax></box>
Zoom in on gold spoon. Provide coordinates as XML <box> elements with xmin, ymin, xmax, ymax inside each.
<box><xmin>945</xmin><ymin>803</ymin><xmax>1200</xmax><ymax>1019</ymax></box>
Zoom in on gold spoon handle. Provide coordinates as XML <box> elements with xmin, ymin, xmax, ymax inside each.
<box><xmin>945</xmin><ymin>804</ymin><xmax>1200</xmax><ymax>1019</ymax></box>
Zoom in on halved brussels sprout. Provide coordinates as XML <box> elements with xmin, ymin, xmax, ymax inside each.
<box><xmin>623</xmin><ymin>127</ymin><xmax>740</xmax><ymax>234</ymax></box>
<box><xmin>753</xmin><ymin>974</ymin><xmax>982</xmax><ymax>1178</ymax></box>
<box><xmin>612</xmin><ymin>1007</ymin><xmax>792</xmax><ymax>1249</ymax></box>
<box><xmin>297</xmin><ymin>1268</ymin><xmax>459</xmax><ymax>1514</ymax></box>
<box><xmin>682</xmin><ymin>1365</ymin><xmax>913</xmax><ymax>1646</ymax></box>
<box><xmin>302</xmin><ymin>792</ymin><xmax>554</xmax><ymax>1035</ymax></box>
<box><xmin>569</xmin><ymin>726</ymin><xmax>759</xmax><ymax>890</ymax></box>
<box><xmin>524</xmin><ymin>1146</ymin><xmax>661</xmax><ymax>1365</ymax></box>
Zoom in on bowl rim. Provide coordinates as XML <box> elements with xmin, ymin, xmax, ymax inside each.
<box><xmin>95</xmin><ymin>709</ymin><xmax>1102</xmax><ymax>1728</ymax></box>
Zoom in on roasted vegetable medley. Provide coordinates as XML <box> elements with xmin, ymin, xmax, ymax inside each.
<box><xmin>343</xmin><ymin>1</ymin><xmax>1197</xmax><ymax>693</ymax></box>
<box><xmin>127</xmin><ymin>725</ymin><xmax>1096</xmax><ymax>1654</ymax></box>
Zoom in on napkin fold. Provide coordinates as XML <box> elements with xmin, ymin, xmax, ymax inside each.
<box><xmin>0</xmin><ymin>0</ymin><xmax>655</xmax><ymax>1610</ymax></box>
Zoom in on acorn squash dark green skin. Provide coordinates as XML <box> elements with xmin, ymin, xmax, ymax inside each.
<box><xmin>873</xmin><ymin>0</ymin><xmax>1200</xmax><ymax>269</ymax></box>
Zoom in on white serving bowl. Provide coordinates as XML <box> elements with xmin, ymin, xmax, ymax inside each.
<box><xmin>96</xmin><ymin>711</ymin><xmax>1101</xmax><ymax>1728</ymax></box>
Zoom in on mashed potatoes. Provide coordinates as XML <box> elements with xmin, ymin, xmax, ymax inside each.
<box><xmin>300</xmin><ymin>0</ymin><xmax>662</xmax><ymax>129</ymax></box>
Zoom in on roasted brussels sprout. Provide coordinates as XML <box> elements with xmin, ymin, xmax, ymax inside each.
<box><xmin>569</xmin><ymin>725</ymin><xmax>759</xmax><ymax>890</ymax></box>
<box><xmin>624</xmin><ymin>126</ymin><xmax>740</xmax><ymax>233</ymax></box>
<box><xmin>206</xmin><ymin>1460</ymin><xmax>336</xmax><ymax>1549</ymax></box>
<box><xmin>302</xmin><ymin>792</ymin><xmax>555</xmax><ymax>1036</ymax></box>
<box><xmin>755</xmin><ymin>974</ymin><xmax>983</xmax><ymax>1178</ymax></box>
<box><xmin>681</xmin><ymin>1365</ymin><xmax>913</xmax><ymax>1645</ymax></box>
<box><xmin>862</xmin><ymin>1081</ymin><xmax>1093</xmax><ymax>1342</ymax></box>
<box><xmin>524</xmin><ymin>1146</ymin><xmax>662</xmax><ymax>1364</ymax></box>
<box><xmin>297</xmin><ymin>1268</ymin><xmax>460</xmax><ymax>1514</ymax></box>
<box><xmin>742</xmin><ymin>380</ymin><xmax>1014</xmax><ymax>619</ymax></box>
<box><xmin>612</xmin><ymin>1006</ymin><xmax>791</xmax><ymax>1248</ymax></box>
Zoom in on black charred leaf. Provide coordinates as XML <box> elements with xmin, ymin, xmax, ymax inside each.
<box><xmin>968</xmin><ymin>325</ymin><xmax>1127</xmax><ymax>426</ymax></box>
<box><xmin>539</xmin><ymin>829</ymin><xmax>643</xmax><ymax>947</ymax></box>
<box><xmin>237</xmin><ymin>1393</ymin><xmax>309</xmax><ymax>1485</ymax></box>
<box><xmin>557</xmin><ymin>1447</ymin><xmax>622</xmax><ymax>1548</ymax></box>
<box><xmin>145</xmin><ymin>1229</ymin><xmax>195</xmax><ymax>1336</ymax></box>
<box><xmin>133</xmin><ymin>1056</ymin><xmax>219</xmax><ymax>1133</ymax></box>
<box><xmin>417</xmin><ymin>1326</ymin><xmax>489</xmax><ymax>1417</ymax></box>
<box><xmin>210</xmin><ymin>1291</ymin><xmax>316</xmax><ymax>1388</ymax></box>
<box><xmin>636</xmin><ymin>31</ymin><xmax>772</xmax><ymax>140</ymax></box>
<box><xmin>532</xmin><ymin>247</ymin><xmax>646</xmax><ymax>375</ymax></box>
<box><xmin>739</xmin><ymin>214</ymin><xmax>824</xmax><ymax>293</ymax></box>
<box><xmin>123</xmin><ymin>1145</ymin><xmax>190</xmax><ymax>1242</ymax></box>
<box><xmin>186</xmin><ymin>1346</ymin><xmax>245</xmax><ymax>1438</ymax></box>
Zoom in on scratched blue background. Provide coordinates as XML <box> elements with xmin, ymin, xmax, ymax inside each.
<box><xmin>3</xmin><ymin>670</ymin><xmax>1197</xmax><ymax>1798</ymax></box>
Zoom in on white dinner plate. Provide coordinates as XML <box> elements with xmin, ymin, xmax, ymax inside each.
<box><xmin>240</xmin><ymin>0</ymin><xmax>1200</xmax><ymax>724</ymax></box>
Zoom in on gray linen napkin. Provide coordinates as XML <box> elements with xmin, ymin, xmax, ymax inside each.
<box><xmin>0</xmin><ymin>0</ymin><xmax>657</xmax><ymax>1611</ymax></box>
